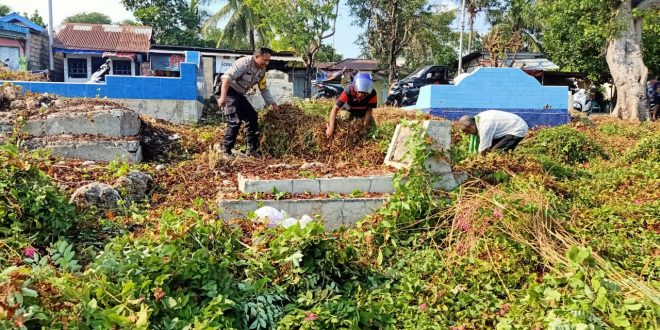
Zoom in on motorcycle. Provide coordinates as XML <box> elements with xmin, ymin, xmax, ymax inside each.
<box><xmin>312</xmin><ymin>81</ymin><xmax>344</xmax><ymax>99</ymax></box>
<box><xmin>386</xmin><ymin>82</ymin><xmax>419</xmax><ymax>107</ymax></box>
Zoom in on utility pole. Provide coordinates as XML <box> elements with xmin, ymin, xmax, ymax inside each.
<box><xmin>48</xmin><ymin>0</ymin><xmax>54</xmax><ymax>71</ymax></box>
<box><xmin>457</xmin><ymin>0</ymin><xmax>466</xmax><ymax>75</ymax></box>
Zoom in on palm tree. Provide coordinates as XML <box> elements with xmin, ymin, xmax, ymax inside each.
<box><xmin>201</xmin><ymin>0</ymin><xmax>268</xmax><ymax>49</ymax></box>
<box><xmin>465</xmin><ymin>0</ymin><xmax>496</xmax><ymax>53</ymax></box>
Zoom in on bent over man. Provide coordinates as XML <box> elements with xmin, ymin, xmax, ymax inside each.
<box><xmin>458</xmin><ymin>110</ymin><xmax>529</xmax><ymax>155</ymax></box>
<box><xmin>326</xmin><ymin>72</ymin><xmax>377</xmax><ymax>138</ymax></box>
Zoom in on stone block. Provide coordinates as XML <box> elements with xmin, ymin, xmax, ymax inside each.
<box><xmin>19</xmin><ymin>109</ymin><xmax>140</xmax><ymax>137</ymax></box>
<box><xmin>23</xmin><ymin>138</ymin><xmax>142</xmax><ymax>163</ymax></box>
<box><xmin>431</xmin><ymin>172</ymin><xmax>469</xmax><ymax>191</ymax></box>
<box><xmin>238</xmin><ymin>174</ymin><xmax>293</xmax><ymax>194</ymax></box>
<box><xmin>319</xmin><ymin>177</ymin><xmax>371</xmax><ymax>194</ymax></box>
<box><xmin>291</xmin><ymin>178</ymin><xmax>321</xmax><ymax>194</ymax></box>
<box><xmin>369</xmin><ymin>175</ymin><xmax>395</xmax><ymax>193</ymax></box>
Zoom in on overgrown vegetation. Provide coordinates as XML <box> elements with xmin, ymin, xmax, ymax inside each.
<box><xmin>1</xmin><ymin>102</ymin><xmax>658</xmax><ymax>329</ymax></box>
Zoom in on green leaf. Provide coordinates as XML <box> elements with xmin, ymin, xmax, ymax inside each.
<box><xmin>610</xmin><ymin>313</ymin><xmax>630</xmax><ymax>327</ymax></box>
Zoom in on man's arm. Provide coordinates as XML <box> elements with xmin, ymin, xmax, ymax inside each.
<box><xmin>362</xmin><ymin>109</ymin><xmax>373</xmax><ymax>127</ymax></box>
<box><xmin>217</xmin><ymin>77</ymin><xmax>231</xmax><ymax>107</ymax></box>
<box><xmin>326</xmin><ymin>104</ymin><xmax>340</xmax><ymax>138</ymax></box>
<box><xmin>258</xmin><ymin>76</ymin><xmax>278</xmax><ymax>109</ymax></box>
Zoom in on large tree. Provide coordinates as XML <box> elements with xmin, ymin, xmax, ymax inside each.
<box><xmin>641</xmin><ymin>8</ymin><xmax>659</xmax><ymax>78</ymax></box>
<box><xmin>540</xmin><ymin>0</ymin><xmax>659</xmax><ymax>121</ymax></box>
<box><xmin>0</xmin><ymin>4</ymin><xmax>11</xmax><ymax>17</ymax></box>
<box><xmin>248</xmin><ymin>0</ymin><xmax>339</xmax><ymax>98</ymax></box>
<box><xmin>121</xmin><ymin>0</ymin><xmax>207</xmax><ymax>46</ymax></box>
<box><xmin>403</xmin><ymin>6</ymin><xmax>457</xmax><ymax>70</ymax></box>
<box><xmin>201</xmin><ymin>0</ymin><xmax>269</xmax><ymax>49</ymax></box>
<box><xmin>63</xmin><ymin>12</ymin><xmax>112</xmax><ymax>25</ymax></box>
<box><xmin>347</xmin><ymin>0</ymin><xmax>434</xmax><ymax>82</ymax></box>
<box><xmin>23</xmin><ymin>10</ymin><xmax>46</xmax><ymax>28</ymax></box>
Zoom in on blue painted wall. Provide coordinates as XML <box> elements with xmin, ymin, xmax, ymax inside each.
<box><xmin>2</xmin><ymin>52</ymin><xmax>202</xmax><ymax>101</ymax></box>
<box><xmin>407</xmin><ymin>68</ymin><xmax>570</xmax><ymax>127</ymax></box>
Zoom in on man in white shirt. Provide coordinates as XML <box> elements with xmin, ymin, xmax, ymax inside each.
<box><xmin>458</xmin><ymin>110</ymin><xmax>529</xmax><ymax>155</ymax></box>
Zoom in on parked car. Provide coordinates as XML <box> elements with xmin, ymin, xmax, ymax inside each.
<box><xmin>386</xmin><ymin>65</ymin><xmax>449</xmax><ymax>107</ymax></box>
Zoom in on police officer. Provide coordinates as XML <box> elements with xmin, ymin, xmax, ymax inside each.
<box><xmin>216</xmin><ymin>47</ymin><xmax>279</xmax><ymax>157</ymax></box>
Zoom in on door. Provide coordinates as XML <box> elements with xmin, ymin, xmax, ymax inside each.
<box><xmin>0</xmin><ymin>46</ymin><xmax>20</xmax><ymax>71</ymax></box>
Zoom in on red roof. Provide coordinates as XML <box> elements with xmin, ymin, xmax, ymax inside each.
<box><xmin>54</xmin><ymin>23</ymin><xmax>153</xmax><ymax>53</ymax></box>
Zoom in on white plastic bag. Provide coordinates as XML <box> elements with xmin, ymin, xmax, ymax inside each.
<box><xmin>299</xmin><ymin>215</ymin><xmax>313</xmax><ymax>229</ymax></box>
<box><xmin>281</xmin><ymin>217</ymin><xmax>299</xmax><ymax>229</ymax></box>
<box><xmin>254</xmin><ymin>206</ymin><xmax>285</xmax><ymax>226</ymax></box>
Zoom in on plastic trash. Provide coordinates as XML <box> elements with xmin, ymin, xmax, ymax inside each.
<box><xmin>299</xmin><ymin>215</ymin><xmax>313</xmax><ymax>229</ymax></box>
<box><xmin>254</xmin><ymin>206</ymin><xmax>285</xmax><ymax>227</ymax></box>
<box><xmin>281</xmin><ymin>218</ymin><xmax>299</xmax><ymax>229</ymax></box>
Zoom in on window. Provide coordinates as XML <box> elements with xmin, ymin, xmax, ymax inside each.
<box><xmin>67</xmin><ymin>58</ymin><xmax>87</xmax><ymax>78</ymax></box>
<box><xmin>113</xmin><ymin>60</ymin><xmax>132</xmax><ymax>75</ymax></box>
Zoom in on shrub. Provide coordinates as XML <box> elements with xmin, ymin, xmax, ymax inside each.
<box><xmin>521</xmin><ymin>126</ymin><xmax>607</xmax><ymax>164</ymax></box>
<box><xmin>0</xmin><ymin>144</ymin><xmax>79</xmax><ymax>241</ymax></box>
<box><xmin>624</xmin><ymin>132</ymin><xmax>660</xmax><ymax>163</ymax></box>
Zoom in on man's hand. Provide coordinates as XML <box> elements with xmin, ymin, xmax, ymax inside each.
<box><xmin>217</xmin><ymin>96</ymin><xmax>227</xmax><ymax>108</ymax></box>
<box><xmin>326</xmin><ymin>123</ymin><xmax>334</xmax><ymax>138</ymax></box>
<box><xmin>270</xmin><ymin>103</ymin><xmax>280</xmax><ymax>111</ymax></box>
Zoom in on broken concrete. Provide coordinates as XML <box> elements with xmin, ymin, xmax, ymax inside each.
<box><xmin>22</xmin><ymin>138</ymin><xmax>142</xmax><ymax>163</ymax></box>
<box><xmin>0</xmin><ymin>109</ymin><xmax>140</xmax><ymax>137</ymax></box>
<box><xmin>219</xmin><ymin>197</ymin><xmax>386</xmax><ymax>228</ymax></box>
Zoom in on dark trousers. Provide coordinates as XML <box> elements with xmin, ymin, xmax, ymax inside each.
<box><xmin>489</xmin><ymin>135</ymin><xmax>523</xmax><ymax>152</ymax></box>
<box><xmin>222</xmin><ymin>88</ymin><xmax>259</xmax><ymax>152</ymax></box>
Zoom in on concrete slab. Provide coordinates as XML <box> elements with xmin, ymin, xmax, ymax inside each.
<box><xmin>22</xmin><ymin>138</ymin><xmax>142</xmax><ymax>163</ymax></box>
<box><xmin>218</xmin><ymin>197</ymin><xmax>386</xmax><ymax>228</ymax></box>
<box><xmin>237</xmin><ymin>174</ymin><xmax>396</xmax><ymax>194</ymax></box>
<box><xmin>238</xmin><ymin>174</ymin><xmax>293</xmax><ymax>194</ymax></box>
<box><xmin>0</xmin><ymin>109</ymin><xmax>140</xmax><ymax>137</ymax></box>
<box><xmin>291</xmin><ymin>178</ymin><xmax>321</xmax><ymax>194</ymax></box>
<box><xmin>116</xmin><ymin>98</ymin><xmax>203</xmax><ymax>124</ymax></box>
<box><xmin>385</xmin><ymin>120</ymin><xmax>451</xmax><ymax>169</ymax></box>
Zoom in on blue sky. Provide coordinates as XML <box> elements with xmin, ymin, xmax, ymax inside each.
<box><xmin>8</xmin><ymin>0</ymin><xmax>489</xmax><ymax>59</ymax></box>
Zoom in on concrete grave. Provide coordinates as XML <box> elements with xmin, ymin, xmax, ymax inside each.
<box><xmin>22</xmin><ymin>138</ymin><xmax>142</xmax><ymax>163</ymax></box>
<box><xmin>219</xmin><ymin>197</ymin><xmax>386</xmax><ymax>228</ymax></box>
<box><xmin>238</xmin><ymin>174</ymin><xmax>396</xmax><ymax>194</ymax></box>
<box><xmin>0</xmin><ymin>109</ymin><xmax>140</xmax><ymax>137</ymax></box>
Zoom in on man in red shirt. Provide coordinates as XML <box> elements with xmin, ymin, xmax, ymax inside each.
<box><xmin>326</xmin><ymin>72</ymin><xmax>378</xmax><ymax>138</ymax></box>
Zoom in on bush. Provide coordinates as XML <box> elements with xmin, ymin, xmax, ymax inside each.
<box><xmin>624</xmin><ymin>132</ymin><xmax>660</xmax><ymax>163</ymax></box>
<box><xmin>0</xmin><ymin>144</ymin><xmax>79</xmax><ymax>241</ymax></box>
<box><xmin>521</xmin><ymin>126</ymin><xmax>607</xmax><ymax>164</ymax></box>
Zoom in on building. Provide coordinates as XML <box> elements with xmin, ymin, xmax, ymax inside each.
<box><xmin>149</xmin><ymin>44</ymin><xmax>304</xmax><ymax>98</ymax></box>
<box><xmin>53</xmin><ymin>23</ymin><xmax>153</xmax><ymax>82</ymax></box>
<box><xmin>0</xmin><ymin>13</ymin><xmax>48</xmax><ymax>72</ymax></box>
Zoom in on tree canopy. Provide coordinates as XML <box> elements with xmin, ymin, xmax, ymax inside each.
<box><xmin>63</xmin><ymin>12</ymin><xmax>112</xmax><ymax>25</ymax></box>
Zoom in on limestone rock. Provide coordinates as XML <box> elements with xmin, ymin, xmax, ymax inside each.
<box><xmin>300</xmin><ymin>162</ymin><xmax>324</xmax><ymax>170</ymax></box>
<box><xmin>114</xmin><ymin>171</ymin><xmax>153</xmax><ymax>202</ymax></box>
<box><xmin>70</xmin><ymin>182</ymin><xmax>121</xmax><ymax>209</ymax></box>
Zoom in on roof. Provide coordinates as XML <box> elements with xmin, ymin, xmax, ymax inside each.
<box><xmin>54</xmin><ymin>23</ymin><xmax>153</xmax><ymax>53</ymax></box>
<box><xmin>0</xmin><ymin>21</ymin><xmax>29</xmax><ymax>35</ymax></box>
<box><xmin>314</xmin><ymin>61</ymin><xmax>336</xmax><ymax>69</ymax></box>
<box><xmin>150</xmin><ymin>44</ymin><xmax>303</xmax><ymax>62</ymax></box>
<box><xmin>0</xmin><ymin>13</ymin><xmax>45</xmax><ymax>33</ymax></box>
<box><xmin>327</xmin><ymin>58</ymin><xmax>379</xmax><ymax>71</ymax></box>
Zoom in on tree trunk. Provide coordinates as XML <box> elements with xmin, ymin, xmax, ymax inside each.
<box><xmin>388</xmin><ymin>1</ymin><xmax>399</xmax><ymax>83</ymax></box>
<box><xmin>467</xmin><ymin>14</ymin><xmax>475</xmax><ymax>54</ymax></box>
<box><xmin>304</xmin><ymin>61</ymin><xmax>313</xmax><ymax>98</ymax></box>
<box><xmin>249</xmin><ymin>28</ymin><xmax>255</xmax><ymax>50</ymax></box>
<box><xmin>605</xmin><ymin>0</ymin><xmax>648</xmax><ymax>121</ymax></box>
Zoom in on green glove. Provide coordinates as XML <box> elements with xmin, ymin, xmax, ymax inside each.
<box><xmin>468</xmin><ymin>134</ymin><xmax>479</xmax><ymax>154</ymax></box>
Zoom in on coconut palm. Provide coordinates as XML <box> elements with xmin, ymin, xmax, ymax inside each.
<box><xmin>465</xmin><ymin>0</ymin><xmax>497</xmax><ymax>53</ymax></box>
<box><xmin>201</xmin><ymin>0</ymin><xmax>269</xmax><ymax>49</ymax></box>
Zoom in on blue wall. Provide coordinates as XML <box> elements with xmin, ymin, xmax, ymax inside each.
<box><xmin>2</xmin><ymin>51</ymin><xmax>202</xmax><ymax>101</ymax></box>
<box><xmin>407</xmin><ymin>68</ymin><xmax>570</xmax><ymax>127</ymax></box>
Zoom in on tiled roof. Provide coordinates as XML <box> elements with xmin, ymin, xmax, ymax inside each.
<box><xmin>54</xmin><ymin>23</ymin><xmax>153</xmax><ymax>53</ymax></box>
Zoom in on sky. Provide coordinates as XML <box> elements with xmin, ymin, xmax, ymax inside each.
<box><xmin>4</xmin><ymin>0</ymin><xmax>488</xmax><ymax>59</ymax></box>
